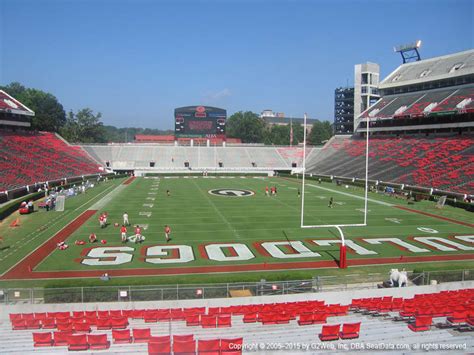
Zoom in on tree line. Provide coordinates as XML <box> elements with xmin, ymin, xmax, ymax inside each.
<box><xmin>226</xmin><ymin>111</ymin><xmax>333</xmax><ymax>145</ymax></box>
<box><xmin>1</xmin><ymin>82</ymin><xmax>333</xmax><ymax>145</ymax></box>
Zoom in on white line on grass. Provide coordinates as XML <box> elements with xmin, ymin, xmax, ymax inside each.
<box><xmin>191</xmin><ymin>179</ymin><xmax>242</xmax><ymax>240</ymax></box>
<box><xmin>0</xmin><ymin>182</ymin><xmax>120</xmax><ymax>275</ymax></box>
<box><xmin>306</xmin><ymin>183</ymin><xmax>394</xmax><ymax>207</ymax></box>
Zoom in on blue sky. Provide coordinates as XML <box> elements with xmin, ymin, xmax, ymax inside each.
<box><xmin>1</xmin><ymin>0</ymin><xmax>472</xmax><ymax>129</ymax></box>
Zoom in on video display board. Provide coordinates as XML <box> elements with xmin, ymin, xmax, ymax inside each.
<box><xmin>175</xmin><ymin>106</ymin><xmax>226</xmax><ymax>138</ymax></box>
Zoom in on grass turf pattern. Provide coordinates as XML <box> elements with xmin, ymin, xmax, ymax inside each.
<box><xmin>27</xmin><ymin>176</ymin><xmax>474</xmax><ymax>273</ymax></box>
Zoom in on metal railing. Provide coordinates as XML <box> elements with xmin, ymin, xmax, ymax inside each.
<box><xmin>1</xmin><ymin>270</ymin><xmax>472</xmax><ymax>304</ymax></box>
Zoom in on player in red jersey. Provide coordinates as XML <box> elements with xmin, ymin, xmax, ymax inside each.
<box><xmin>265</xmin><ymin>186</ymin><xmax>269</xmax><ymax>196</ymax></box>
<box><xmin>99</xmin><ymin>214</ymin><xmax>105</xmax><ymax>228</ymax></box>
<box><xmin>164</xmin><ymin>225</ymin><xmax>171</xmax><ymax>242</ymax></box>
<box><xmin>120</xmin><ymin>225</ymin><xmax>127</xmax><ymax>243</ymax></box>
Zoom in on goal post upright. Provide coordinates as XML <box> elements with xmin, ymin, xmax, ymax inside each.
<box><xmin>299</xmin><ymin>112</ymin><xmax>370</xmax><ymax>269</ymax></box>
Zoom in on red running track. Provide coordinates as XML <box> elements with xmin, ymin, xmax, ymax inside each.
<box><xmin>1</xmin><ymin>210</ymin><xmax>97</xmax><ymax>279</ymax></box>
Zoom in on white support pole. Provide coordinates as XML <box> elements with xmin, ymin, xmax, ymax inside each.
<box><xmin>300</xmin><ymin>113</ymin><xmax>307</xmax><ymax>228</ymax></box>
<box><xmin>363</xmin><ymin>117</ymin><xmax>370</xmax><ymax>225</ymax></box>
<box><xmin>334</xmin><ymin>225</ymin><xmax>346</xmax><ymax>246</ymax></box>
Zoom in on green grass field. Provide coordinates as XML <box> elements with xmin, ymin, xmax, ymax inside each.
<box><xmin>0</xmin><ymin>175</ymin><xmax>473</xmax><ymax>288</ymax></box>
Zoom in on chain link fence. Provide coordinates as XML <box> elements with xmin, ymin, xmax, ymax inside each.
<box><xmin>0</xmin><ymin>270</ymin><xmax>472</xmax><ymax>304</ymax></box>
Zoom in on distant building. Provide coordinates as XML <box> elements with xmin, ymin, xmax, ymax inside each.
<box><xmin>260</xmin><ymin>112</ymin><xmax>319</xmax><ymax>133</ymax></box>
<box><xmin>260</xmin><ymin>109</ymin><xmax>285</xmax><ymax>118</ymax></box>
<box><xmin>334</xmin><ymin>87</ymin><xmax>354</xmax><ymax>134</ymax></box>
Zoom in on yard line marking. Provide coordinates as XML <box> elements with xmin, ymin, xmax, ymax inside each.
<box><xmin>0</xmin><ymin>180</ymin><xmax>121</xmax><ymax>274</ymax></box>
<box><xmin>90</xmin><ymin>184</ymin><xmax>128</xmax><ymax>210</ymax></box>
<box><xmin>0</xmin><ymin>182</ymin><xmax>118</xmax><ymax>262</ymax></box>
<box><xmin>395</xmin><ymin>206</ymin><xmax>474</xmax><ymax>228</ymax></box>
<box><xmin>306</xmin><ymin>183</ymin><xmax>394</xmax><ymax>207</ymax></box>
<box><xmin>191</xmin><ymin>179</ymin><xmax>242</xmax><ymax>240</ymax></box>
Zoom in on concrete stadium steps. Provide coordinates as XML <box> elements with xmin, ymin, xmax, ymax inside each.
<box><xmin>2</xmin><ymin>282</ymin><xmax>473</xmax><ymax>354</ymax></box>
<box><xmin>81</xmin><ymin>145</ymin><xmax>309</xmax><ymax>171</ymax></box>
<box><xmin>1</xmin><ymin>312</ymin><xmax>473</xmax><ymax>354</ymax></box>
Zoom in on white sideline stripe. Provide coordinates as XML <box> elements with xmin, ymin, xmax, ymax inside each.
<box><xmin>0</xmin><ymin>182</ymin><xmax>119</xmax><ymax>276</ymax></box>
<box><xmin>89</xmin><ymin>184</ymin><xmax>128</xmax><ymax>210</ymax></box>
<box><xmin>306</xmin><ymin>183</ymin><xmax>394</xmax><ymax>207</ymax></box>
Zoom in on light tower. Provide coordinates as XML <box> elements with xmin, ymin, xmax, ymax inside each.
<box><xmin>394</xmin><ymin>40</ymin><xmax>422</xmax><ymax>63</ymax></box>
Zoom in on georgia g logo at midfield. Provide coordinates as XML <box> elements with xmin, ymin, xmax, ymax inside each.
<box><xmin>208</xmin><ymin>188</ymin><xmax>255</xmax><ymax>197</ymax></box>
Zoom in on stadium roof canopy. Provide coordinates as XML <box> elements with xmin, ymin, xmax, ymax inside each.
<box><xmin>379</xmin><ymin>49</ymin><xmax>474</xmax><ymax>90</ymax></box>
<box><xmin>0</xmin><ymin>90</ymin><xmax>35</xmax><ymax>116</ymax></box>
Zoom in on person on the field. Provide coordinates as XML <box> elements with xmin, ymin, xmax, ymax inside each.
<box><xmin>167</xmin><ymin>190</ymin><xmax>171</xmax><ymax>197</ymax></box>
<box><xmin>164</xmin><ymin>225</ymin><xmax>171</xmax><ymax>242</ymax></box>
<box><xmin>123</xmin><ymin>212</ymin><xmax>129</xmax><ymax>226</ymax></box>
<box><xmin>120</xmin><ymin>225</ymin><xmax>127</xmax><ymax>243</ymax></box>
<box><xmin>27</xmin><ymin>200</ymin><xmax>34</xmax><ymax>213</ymax></box>
<box><xmin>102</xmin><ymin>212</ymin><xmax>108</xmax><ymax>226</ymax></box>
<box><xmin>89</xmin><ymin>233</ymin><xmax>97</xmax><ymax>243</ymax></box>
<box><xmin>328</xmin><ymin>197</ymin><xmax>334</xmax><ymax>208</ymax></box>
<box><xmin>271</xmin><ymin>186</ymin><xmax>275</xmax><ymax>196</ymax></box>
<box><xmin>297</xmin><ymin>189</ymin><xmax>301</xmax><ymax>197</ymax></box>
<box><xmin>99</xmin><ymin>214</ymin><xmax>106</xmax><ymax>228</ymax></box>
<box><xmin>274</xmin><ymin>186</ymin><xmax>277</xmax><ymax>196</ymax></box>
<box><xmin>265</xmin><ymin>186</ymin><xmax>269</xmax><ymax>196</ymax></box>
<box><xmin>134</xmin><ymin>225</ymin><xmax>143</xmax><ymax>243</ymax></box>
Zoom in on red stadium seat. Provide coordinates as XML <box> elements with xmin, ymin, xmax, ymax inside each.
<box><xmin>319</xmin><ymin>324</ymin><xmax>340</xmax><ymax>341</ymax></box>
<box><xmin>109</xmin><ymin>310</ymin><xmax>123</xmax><ymax>317</ymax></box>
<box><xmin>41</xmin><ymin>317</ymin><xmax>56</xmax><ymax>329</ymax></box>
<box><xmin>96</xmin><ymin>317</ymin><xmax>111</xmax><ymax>330</ymax></box>
<box><xmin>149</xmin><ymin>335</ymin><xmax>171</xmax><ymax>343</ymax></box>
<box><xmin>186</xmin><ymin>314</ymin><xmax>201</xmax><ymax>326</ymax></box>
<box><xmin>173</xmin><ymin>334</ymin><xmax>194</xmax><ymax>342</ymax></box>
<box><xmin>149</xmin><ymin>339</ymin><xmax>171</xmax><ymax>355</ymax></box>
<box><xmin>25</xmin><ymin>319</ymin><xmax>42</xmax><ymax>329</ymax></box>
<box><xmin>132</xmin><ymin>327</ymin><xmax>151</xmax><ymax>343</ymax></box>
<box><xmin>88</xmin><ymin>334</ymin><xmax>110</xmax><ymax>350</ymax></box>
<box><xmin>198</xmin><ymin>339</ymin><xmax>220</xmax><ymax>354</ymax></box>
<box><xmin>221</xmin><ymin>338</ymin><xmax>243</xmax><ymax>355</ymax></box>
<box><xmin>111</xmin><ymin>316</ymin><xmax>129</xmax><ymax>329</ymax></box>
<box><xmin>53</xmin><ymin>331</ymin><xmax>73</xmax><ymax>346</ymax></box>
<box><xmin>217</xmin><ymin>315</ymin><xmax>232</xmax><ymax>327</ymax></box>
<box><xmin>33</xmin><ymin>332</ymin><xmax>53</xmax><ymax>347</ymax></box>
<box><xmin>297</xmin><ymin>313</ymin><xmax>313</xmax><ymax>326</ymax></box>
<box><xmin>339</xmin><ymin>322</ymin><xmax>361</xmax><ymax>339</ymax></box>
<box><xmin>408</xmin><ymin>316</ymin><xmax>432</xmax><ymax>332</ymax></box>
<box><xmin>201</xmin><ymin>315</ymin><xmax>217</xmax><ymax>328</ymax></box>
<box><xmin>67</xmin><ymin>334</ymin><xmax>89</xmax><ymax>351</ymax></box>
<box><xmin>242</xmin><ymin>312</ymin><xmax>257</xmax><ymax>323</ymax></box>
<box><xmin>112</xmin><ymin>329</ymin><xmax>132</xmax><ymax>343</ymax></box>
<box><xmin>57</xmin><ymin>323</ymin><xmax>73</xmax><ymax>332</ymax></box>
<box><xmin>173</xmin><ymin>339</ymin><xmax>196</xmax><ymax>354</ymax></box>
<box><xmin>73</xmin><ymin>322</ymin><xmax>91</xmax><ymax>333</ymax></box>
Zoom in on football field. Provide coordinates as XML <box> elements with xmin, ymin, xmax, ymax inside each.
<box><xmin>0</xmin><ymin>176</ymin><xmax>473</xmax><ymax>287</ymax></box>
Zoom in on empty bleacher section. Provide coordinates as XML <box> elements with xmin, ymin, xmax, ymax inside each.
<box><xmin>361</xmin><ymin>86</ymin><xmax>474</xmax><ymax>120</ymax></box>
<box><xmin>0</xmin><ymin>130</ymin><xmax>102</xmax><ymax>191</ymax></box>
<box><xmin>1</xmin><ymin>283</ymin><xmax>473</xmax><ymax>353</ymax></box>
<box><xmin>381</xmin><ymin>49</ymin><xmax>474</xmax><ymax>88</ymax></box>
<box><xmin>306</xmin><ymin>135</ymin><xmax>474</xmax><ymax>194</ymax></box>
<box><xmin>81</xmin><ymin>145</ymin><xmax>312</xmax><ymax>170</ymax></box>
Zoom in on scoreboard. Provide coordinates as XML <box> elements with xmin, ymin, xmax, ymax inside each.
<box><xmin>175</xmin><ymin>106</ymin><xmax>226</xmax><ymax>138</ymax></box>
